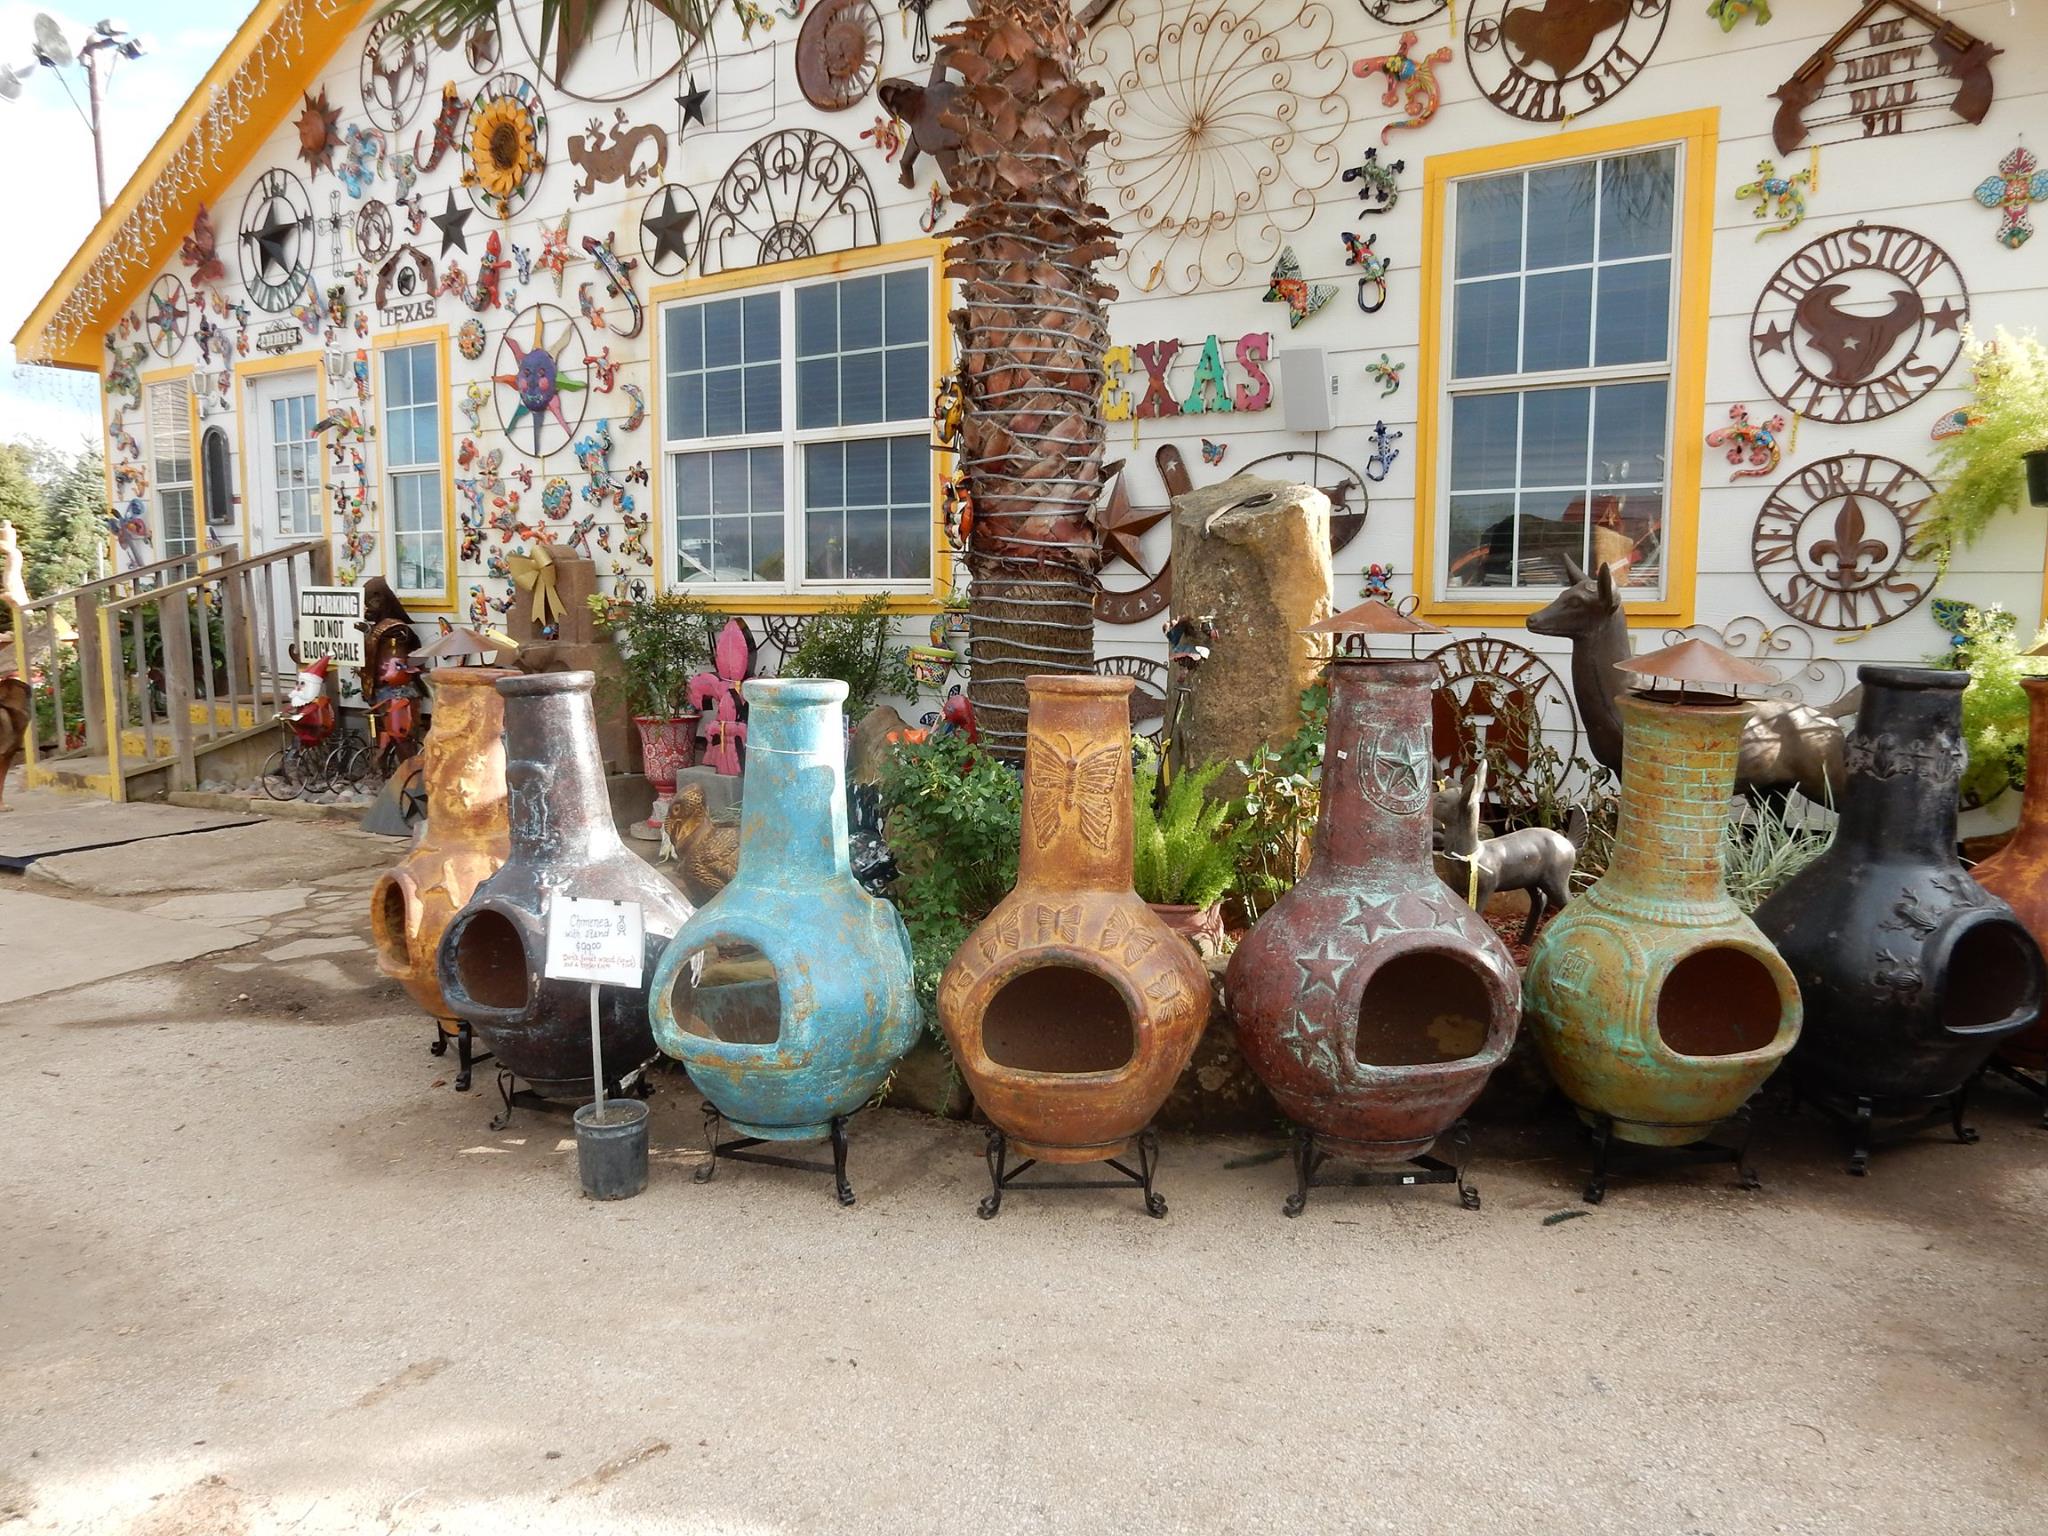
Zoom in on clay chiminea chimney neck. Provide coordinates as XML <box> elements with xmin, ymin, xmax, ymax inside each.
<box><xmin>1312</xmin><ymin>657</ymin><xmax>1436</xmax><ymax>876</ymax></box>
<box><xmin>497</xmin><ymin>671</ymin><xmax>623</xmax><ymax>867</ymax></box>
<box><xmin>734</xmin><ymin>678</ymin><xmax>852</xmax><ymax>889</ymax></box>
<box><xmin>1014</xmin><ymin>675</ymin><xmax>1138</xmax><ymax>894</ymax></box>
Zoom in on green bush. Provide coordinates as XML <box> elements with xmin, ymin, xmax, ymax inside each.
<box><xmin>783</xmin><ymin>593</ymin><xmax>917</xmax><ymax>714</ymax></box>
<box><xmin>1937</xmin><ymin>603</ymin><xmax>2048</xmax><ymax>805</ymax></box>
<box><xmin>1915</xmin><ymin>328</ymin><xmax>2048</xmax><ymax>569</ymax></box>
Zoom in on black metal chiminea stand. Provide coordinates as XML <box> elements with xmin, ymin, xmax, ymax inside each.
<box><xmin>694</xmin><ymin>1105</ymin><xmax>858</xmax><ymax>1206</ymax></box>
<box><xmin>977</xmin><ymin>1127</ymin><xmax>1166</xmax><ymax>1220</ymax></box>
<box><xmin>1282</xmin><ymin>1123</ymin><xmax>1480</xmax><ymax>1216</ymax></box>
<box><xmin>1579</xmin><ymin>1108</ymin><xmax>1760</xmax><ymax>1204</ymax></box>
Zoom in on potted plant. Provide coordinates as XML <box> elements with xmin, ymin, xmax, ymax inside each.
<box><xmin>782</xmin><ymin>593</ymin><xmax>919</xmax><ymax>720</ymax></box>
<box><xmin>1132</xmin><ymin>737</ymin><xmax>1251</xmax><ymax>952</ymax></box>
<box><xmin>1915</xmin><ymin>328</ymin><xmax>2048</xmax><ymax>570</ymax></box>
<box><xmin>590</xmin><ymin>591</ymin><xmax>714</xmax><ymax>830</ymax></box>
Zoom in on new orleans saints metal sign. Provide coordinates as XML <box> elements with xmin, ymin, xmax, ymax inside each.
<box><xmin>1750</xmin><ymin>453</ymin><xmax>1936</xmax><ymax>632</ymax></box>
<box><xmin>1748</xmin><ymin>223</ymin><xmax>1967</xmax><ymax>424</ymax></box>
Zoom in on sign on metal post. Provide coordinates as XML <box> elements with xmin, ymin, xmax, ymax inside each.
<box><xmin>296</xmin><ymin>586</ymin><xmax>366</xmax><ymax>667</ymax></box>
<box><xmin>544</xmin><ymin>897</ymin><xmax>645</xmax><ymax>988</ymax></box>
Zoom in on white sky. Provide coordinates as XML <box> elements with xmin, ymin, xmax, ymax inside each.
<box><xmin>0</xmin><ymin>3</ymin><xmax>242</xmax><ymax>454</ymax></box>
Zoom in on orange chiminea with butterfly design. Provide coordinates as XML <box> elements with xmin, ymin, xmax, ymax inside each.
<box><xmin>938</xmin><ymin>676</ymin><xmax>1209</xmax><ymax>1217</ymax></box>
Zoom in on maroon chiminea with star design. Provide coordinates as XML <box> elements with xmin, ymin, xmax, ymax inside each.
<box><xmin>1224</xmin><ymin>605</ymin><xmax>1521</xmax><ymax>1213</ymax></box>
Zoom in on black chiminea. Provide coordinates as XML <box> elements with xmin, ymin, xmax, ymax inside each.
<box><xmin>1755</xmin><ymin>666</ymin><xmax>2046</xmax><ymax>1172</ymax></box>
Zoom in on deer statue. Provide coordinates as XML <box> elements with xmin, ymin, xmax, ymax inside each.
<box><xmin>1526</xmin><ymin>557</ymin><xmax>1854</xmax><ymax>807</ymax></box>
<box><xmin>1434</xmin><ymin>761</ymin><xmax>1583</xmax><ymax>945</ymax></box>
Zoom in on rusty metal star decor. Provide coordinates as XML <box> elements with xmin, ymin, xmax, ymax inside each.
<box><xmin>1092</xmin><ymin>470</ymin><xmax>1169</xmax><ymax>575</ymax></box>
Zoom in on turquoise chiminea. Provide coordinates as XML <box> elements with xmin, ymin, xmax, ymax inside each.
<box><xmin>649</xmin><ymin>678</ymin><xmax>917</xmax><ymax>1204</ymax></box>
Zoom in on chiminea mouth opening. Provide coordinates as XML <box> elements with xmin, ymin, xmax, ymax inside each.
<box><xmin>452</xmin><ymin>910</ymin><xmax>533</xmax><ymax>1013</ymax></box>
<box><xmin>1942</xmin><ymin>921</ymin><xmax>2038</xmax><ymax>1035</ymax></box>
<box><xmin>665</xmin><ymin>943</ymin><xmax>783</xmax><ymax>1045</ymax></box>
<box><xmin>371</xmin><ymin>877</ymin><xmax>410</xmax><ymax>971</ymax></box>
<box><xmin>981</xmin><ymin>965</ymin><xmax>1135</xmax><ymax>1075</ymax></box>
<box><xmin>1655</xmin><ymin>948</ymin><xmax>1783</xmax><ymax>1057</ymax></box>
<box><xmin>1355</xmin><ymin>951</ymin><xmax>1493</xmax><ymax>1066</ymax></box>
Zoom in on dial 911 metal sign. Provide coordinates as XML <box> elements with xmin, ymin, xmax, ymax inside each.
<box><xmin>1463</xmin><ymin>0</ymin><xmax>1669</xmax><ymax>124</ymax></box>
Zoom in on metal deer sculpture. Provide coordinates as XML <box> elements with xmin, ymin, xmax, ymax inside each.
<box><xmin>1527</xmin><ymin>557</ymin><xmax>1854</xmax><ymax>806</ymax></box>
<box><xmin>1434</xmin><ymin>762</ymin><xmax>1582</xmax><ymax>945</ymax></box>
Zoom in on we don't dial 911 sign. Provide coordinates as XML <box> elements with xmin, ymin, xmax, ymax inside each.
<box><xmin>544</xmin><ymin>897</ymin><xmax>644</xmax><ymax>988</ymax></box>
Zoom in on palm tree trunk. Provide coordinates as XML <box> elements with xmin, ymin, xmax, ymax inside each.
<box><xmin>938</xmin><ymin>1</ymin><xmax>1117</xmax><ymax>763</ymax></box>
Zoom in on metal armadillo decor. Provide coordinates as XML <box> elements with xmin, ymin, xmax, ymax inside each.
<box><xmin>648</xmin><ymin>679</ymin><xmax>918</xmax><ymax>1205</ymax></box>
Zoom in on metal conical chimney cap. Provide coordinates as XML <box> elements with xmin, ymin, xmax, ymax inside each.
<box><xmin>1617</xmin><ymin>637</ymin><xmax>1776</xmax><ymax>702</ymax></box>
<box><xmin>1303</xmin><ymin>599</ymin><xmax>1447</xmax><ymax>660</ymax></box>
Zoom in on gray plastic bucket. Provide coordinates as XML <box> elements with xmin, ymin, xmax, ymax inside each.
<box><xmin>574</xmin><ymin>1099</ymin><xmax>650</xmax><ymax>1200</ymax></box>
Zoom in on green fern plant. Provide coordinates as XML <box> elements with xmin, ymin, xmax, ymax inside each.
<box><xmin>1915</xmin><ymin>327</ymin><xmax>2048</xmax><ymax>568</ymax></box>
<box><xmin>1132</xmin><ymin>739</ymin><xmax>1250</xmax><ymax>909</ymax></box>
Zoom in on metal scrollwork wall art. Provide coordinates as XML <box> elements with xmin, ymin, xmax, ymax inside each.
<box><xmin>1463</xmin><ymin>0</ymin><xmax>1670</xmax><ymax>125</ymax></box>
<box><xmin>1748</xmin><ymin>223</ymin><xmax>1967</xmax><ymax>424</ymax></box>
<box><xmin>698</xmin><ymin>129</ymin><xmax>879</xmax><ymax>278</ymax></box>
<box><xmin>1750</xmin><ymin>453</ymin><xmax>1936</xmax><ymax>632</ymax></box>
<box><xmin>463</xmin><ymin>74</ymin><xmax>550</xmax><ymax>220</ymax></box>
<box><xmin>798</xmin><ymin>0</ymin><xmax>885</xmax><ymax>111</ymax></box>
<box><xmin>1660</xmin><ymin>616</ymin><xmax>1847</xmax><ymax>709</ymax></box>
<box><xmin>145</xmin><ymin>276</ymin><xmax>188</xmax><ymax>358</ymax></box>
<box><xmin>1085</xmin><ymin>0</ymin><xmax>1351</xmax><ymax>295</ymax></box>
<box><xmin>361</xmin><ymin>12</ymin><xmax>430</xmax><ymax>133</ymax></box>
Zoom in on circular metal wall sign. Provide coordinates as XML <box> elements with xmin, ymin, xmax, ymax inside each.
<box><xmin>1430</xmin><ymin>636</ymin><xmax>1577</xmax><ymax>797</ymax></box>
<box><xmin>1750</xmin><ymin>453</ymin><xmax>1937</xmax><ymax>632</ymax></box>
<box><xmin>1749</xmin><ymin>224</ymin><xmax>1967</xmax><ymax>425</ymax></box>
<box><xmin>798</xmin><ymin>0</ymin><xmax>885</xmax><ymax>111</ymax></box>
<box><xmin>1464</xmin><ymin>0</ymin><xmax>1668</xmax><ymax>124</ymax></box>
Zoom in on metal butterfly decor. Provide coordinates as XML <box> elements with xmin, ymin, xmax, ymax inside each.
<box><xmin>1262</xmin><ymin>247</ymin><xmax>1335</xmax><ymax>330</ymax></box>
<box><xmin>1200</xmin><ymin>438</ymin><xmax>1226</xmax><ymax>467</ymax></box>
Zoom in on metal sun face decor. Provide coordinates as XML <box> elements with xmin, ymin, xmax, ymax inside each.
<box><xmin>238</xmin><ymin>167</ymin><xmax>315</xmax><ymax>314</ymax></box>
<box><xmin>698</xmin><ymin>129</ymin><xmax>879</xmax><ymax>278</ymax></box>
<box><xmin>1750</xmin><ymin>453</ymin><xmax>1937</xmax><ymax>632</ymax></box>
<box><xmin>294</xmin><ymin>87</ymin><xmax>342</xmax><ymax>175</ymax></box>
<box><xmin>361</xmin><ymin>12</ymin><xmax>430</xmax><ymax>134</ymax></box>
<box><xmin>1085</xmin><ymin>0</ymin><xmax>1351</xmax><ymax>295</ymax></box>
<box><xmin>1748</xmin><ymin>224</ymin><xmax>1967</xmax><ymax>425</ymax></box>
<box><xmin>463</xmin><ymin>74</ymin><xmax>550</xmax><ymax>221</ymax></box>
<box><xmin>493</xmin><ymin>304</ymin><xmax>591</xmax><ymax>458</ymax></box>
<box><xmin>1463</xmin><ymin>0</ymin><xmax>1670</xmax><ymax>124</ymax></box>
<box><xmin>797</xmin><ymin>0</ymin><xmax>885</xmax><ymax>111</ymax></box>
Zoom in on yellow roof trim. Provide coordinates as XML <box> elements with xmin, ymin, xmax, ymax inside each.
<box><xmin>12</xmin><ymin>0</ymin><xmax>373</xmax><ymax>369</ymax></box>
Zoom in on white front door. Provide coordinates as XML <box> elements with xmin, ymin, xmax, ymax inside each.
<box><xmin>245</xmin><ymin>370</ymin><xmax>323</xmax><ymax>673</ymax></box>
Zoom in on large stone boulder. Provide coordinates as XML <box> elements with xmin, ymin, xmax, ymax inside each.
<box><xmin>1166</xmin><ymin>475</ymin><xmax>1332</xmax><ymax>789</ymax></box>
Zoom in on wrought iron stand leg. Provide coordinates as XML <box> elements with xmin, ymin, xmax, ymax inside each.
<box><xmin>1138</xmin><ymin>1127</ymin><xmax>1167</xmax><ymax>1219</ymax></box>
<box><xmin>830</xmin><ymin>1114</ymin><xmax>855</xmax><ymax>1207</ymax></box>
<box><xmin>454</xmin><ymin>1022</ymin><xmax>476</xmax><ymax>1093</ymax></box>
<box><xmin>1732</xmin><ymin>1104</ymin><xmax>1762</xmax><ymax>1191</ymax></box>
<box><xmin>693</xmin><ymin>1103</ymin><xmax>722</xmax><ymax>1184</ymax></box>
<box><xmin>1283</xmin><ymin>1125</ymin><xmax>1315</xmax><ymax>1218</ymax></box>
<box><xmin>487</xmin><ymin>1069</ymin><xmax>517</xmax><ymax>1132</ymax></box>
<box><xmin>1847</xmin><ymin>1096</ymin><xmax>1873</xmax><ymax>1176</ymax></box>
<box><xmin>1450</xmin><ymin>1122</ymin><xmax>1481</xmax><ymax>1210</ymax></box>
<box><xmin>1583</xmin><ymin>1115</ymin><xmax>1612</xmax><ymax>1205</ymax></box>
<box><xmin>977</xmin><ymin>1126</ymin><xmax>1007</xmax><ymax>1220</ymax></box>
<box><xmin>1950</xmin><ymin>1081</ymin><xmax>1980</xmax><ymax>1145</ymax></box>
<box><xmin>429</xmin><ymin>1021</ymin><xmax>448</xmax><ymax>1057</ymax></box>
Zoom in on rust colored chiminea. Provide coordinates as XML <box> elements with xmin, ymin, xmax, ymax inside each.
<box><xmin>436</xmin><ymin>671</ymin><xmax>694</xmax><ymax>1124</ymax></box>
<box><xmin>370</xmin><ymin>667</ymin><xmax>514</xmax><ymax>1090</ymax></box>
<box><xmin>1523</xmin><ymin>641</ymin><xmax>1803</xmax><ymax>1202</ymax></box>
<box><xmin>1226</xmin><ymin>603</ymin><xmax>1519</xmax><ymax>1213</ymax></box>
<box><xmin>1968</xmin><ymin>674</ymin><xmax>2048</xmax><ymax>1124</ymax></box>
<box><xmin>937</xmin><ymin>676</ymin><xmax>1208</xmax><ymax>1217</ymax></box>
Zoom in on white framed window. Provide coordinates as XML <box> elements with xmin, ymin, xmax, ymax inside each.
<box><xmin>1438</xmin><ymin>144</ymin><xmax>1679</xmax><ymax>601</ymax></box>
<box><xmin>146</xmin><ymin>378</ymin><xmax>196</xmax><ymax>558</ymax></box>
<box><xmin>660</xmin><ymin>259</ymin><xmax>933</xmax><ymax>592</ymax></box>
<box><xmin>380</xmin><ymin>341</ymin><xmax>445</xmax><ymax>597</ymax></box>
<box><xmin>259</xmin><ymin>383</ymin><xmax>323</xmax><ymax>539</ymax></box>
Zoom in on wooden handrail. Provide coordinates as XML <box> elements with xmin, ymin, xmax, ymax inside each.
<box><xmin>11</xmin><ymin>543</ymin><xmax>238</xmax><ymax>619</ymax></box>
<box><xmin>98</xmin><ymin>541</ymin><xmax>324</xmax><ymax>615</ymax></box>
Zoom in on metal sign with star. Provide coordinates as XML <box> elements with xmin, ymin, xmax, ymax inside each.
<box><xmin>494</xmin><ymin>303</ymin><xmax>591</xmax><ymax>459</ymax></box>
<box><xmin>1748</xmin><ymin>224</ymin><xmax>1967</xmax><ymax>425</ymax></box>
<box><xmin>238</xmin><ymin>167</ymin><xmax>315</xmax><ymax>313</ymax></box>
<box><xmin>639</xmin><ymin>182</ymin><xmax>700</xmax><ymax>277</ymax></box>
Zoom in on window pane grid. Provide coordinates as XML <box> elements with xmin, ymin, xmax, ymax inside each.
<box><xmin>147</xmin><ymin>380</ymin><xmax>196</xmax><ymax>557</ymax></box>
<box><xmin>1443</xmin><ymin>144</ymin><xmax>1678</xmax><ymax>599</ymax></box>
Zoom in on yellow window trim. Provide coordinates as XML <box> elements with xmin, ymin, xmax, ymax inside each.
<box><xmin>645</xmin><ymin>237</ymin><xmax>953</xmax><ymax>616</ymax></box>
<box><xmin>1414</xmin><ymin>109</ymin><xmax>1716</xmax><ymax>629</ymax></box>
<box><xmin>137</xmin><ymin>364</ymin><xmax>202</xmax><ymax>562</ymax></box>
<box><xmin>233</xmin><ymin>349</ymin><xmax>332</xmax><ymax>554</ymax></box>
<box><xmin>371</xmin><ymin>324</ymin><xmax>458</xmax><ymax>613</ymax></box>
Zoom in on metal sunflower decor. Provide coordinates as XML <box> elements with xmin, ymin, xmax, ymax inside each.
<box><xmin>493</xmin><ymin>303</ymin><xmax>589</xmax><ymax>458</ymax></box>
<box><xmin>463</xmin><ymin>74</ymin><xmax>550</xmax><ymax>220</ymax></box>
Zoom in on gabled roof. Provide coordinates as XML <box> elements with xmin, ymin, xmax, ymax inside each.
<box><xmin>13</xmin><ymin>0</ymin><xmax>372</xmax><ymax>368</ymax></box>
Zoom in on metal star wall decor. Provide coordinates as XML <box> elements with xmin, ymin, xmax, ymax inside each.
<box><xmin>432</xmin><ymin>189</ymin><xmax>472</xmax><ymax>255</ymax></box>
<box><xmin>640</xmin><ymin>183</ymin><xmax>700</xmax><ymax>276</ymax></box>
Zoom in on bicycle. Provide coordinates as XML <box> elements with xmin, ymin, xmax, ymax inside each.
<box><xmin>259</xmin><ymin>703</ymin><xmax>372</xmax><ymax>800</ymax></box>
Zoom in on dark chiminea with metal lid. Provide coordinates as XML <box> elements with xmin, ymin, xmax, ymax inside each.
<box><xmin>1756</xmin><ymin>665</ymin><xmax>2045</xmax><ymax>1172</ymax></box>
<box><xmin>1225</xmin><ymin>601</ymin><xmax>1520</xmax><ymax>1213</ymax></box>
<box><xmin>435</xmin><ymin>671</ymin><xmax>694</xmax><ymax>1123</ymax></box>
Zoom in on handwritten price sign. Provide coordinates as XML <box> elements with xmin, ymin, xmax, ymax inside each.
<box><xmin>543</xmin><ymin>897</ymin><xmax>644</xmax><ymax>988</ymax></box>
